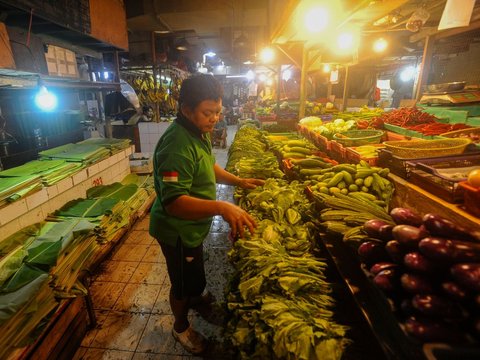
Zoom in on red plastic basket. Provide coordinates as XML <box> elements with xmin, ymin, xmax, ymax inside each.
<box><xmin>329</xmin><ymin>140</ymin><xmax>346</xmax><ymax>162</ymax></box>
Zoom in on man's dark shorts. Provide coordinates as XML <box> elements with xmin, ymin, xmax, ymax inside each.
<box><xmin>158</xmin><ymin>238</ymin><xmax>206</xmax><ymax>299</ymax></box>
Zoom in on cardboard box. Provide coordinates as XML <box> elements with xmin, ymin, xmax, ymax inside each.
<box><xmin>130</xmin><ymin>153</ymin><xmax>153</xmax><ymax>174</ymax></box>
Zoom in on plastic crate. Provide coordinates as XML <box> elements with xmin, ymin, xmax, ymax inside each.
<box><xmin>312</xmin><ymin>133</ymin><xmax>331</xmax><ymax>152</ymax></box>
<box><xmin>329</xmin><ymin>140</ymin><xmax>346</xmax><ymax>162</ymax></box>
<box><xmin>459</xmin><ymin>181</ymin><xmax>480</xmax><ymax>217</ymax></box>
<box><xmin>346</xmin><ymin>144</ymin><xmax>385</xmax><ymax>166</ymax></box>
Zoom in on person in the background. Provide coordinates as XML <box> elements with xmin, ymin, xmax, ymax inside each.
<box><xmin>213</xmin><ymin>107</ymin><xmax>227</xmax><ymax>148</ymax></box>
<box><xmin>149</xmin><ymin>74</ymin><xmax>264</xmax><ymax>355</ymax></box>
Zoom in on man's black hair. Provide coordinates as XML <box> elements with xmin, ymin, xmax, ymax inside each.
<box><xmin>179</xmin><ymin>74</ymin><xmax>223</xmax><ymax>110</ymax></box>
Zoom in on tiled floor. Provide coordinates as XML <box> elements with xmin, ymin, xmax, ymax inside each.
<box><xmin>73</xmin><ymin>126</ymin><xmax>237</xmax><ymax>360</ymax></box>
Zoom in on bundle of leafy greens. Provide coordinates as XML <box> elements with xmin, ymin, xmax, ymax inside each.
<box><xmin>226</xmin><ymin>178</ymin><xmax>350</xmax><ymax>359</ymax></box>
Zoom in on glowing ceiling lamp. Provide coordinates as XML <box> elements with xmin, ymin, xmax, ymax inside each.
<box><xmin>323</xmin><ymin>64</ymin><xmax>331</xmax><ymax>73</ymax></box>
<box><xmin>35</xmin><ymin>81</ymin><xmax>58</xmax><ymax>112</ymax></box>
<box><xmin>305</xmin><ymin>7</ymin><xmax>329</xmax><ymax>33</ymax></box>
<box><xmin>373</xmin><ymin>38</ymin><xmax>388</xmax><ymax>53</ymax></box>
<box><xmin>260</xmin><ymin>47</ymin><xmax>275</xmax><ymax>63</ymax></box>
<box><xmin>400</xmin><ymin>66</ymin><xmax>416</xmax><ymax>82</ymax></box>
<box><xmin>246</xmin><ymin>70</ymin><xmax>255</xmax><ymax>81</ymax></box>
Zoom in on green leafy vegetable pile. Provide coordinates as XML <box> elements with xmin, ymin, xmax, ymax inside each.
<box><xmin>226</xmin><ymin>178</ymin><xmax>350</xmax><ymax>359</ymax></box>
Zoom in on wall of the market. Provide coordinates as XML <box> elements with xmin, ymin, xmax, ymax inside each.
<box><xmin>89</xmin><ymin>0</ymin><xmax>129</xmax><ymax>50</ymax></box>
<box><xmin>431</xmin><ymin>42</ymin><xmax>480</xmax><ymax>85</ymax></box>
<box><xmin>0</xmin><ymin>23</ymin><xmax>15</xmax><ymax>69</ymax></box>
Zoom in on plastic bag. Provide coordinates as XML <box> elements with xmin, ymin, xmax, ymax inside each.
<box><xmin>406</xmin><ymin>7</ymin><xmax>430</xmax><ymax>32</ymax></box>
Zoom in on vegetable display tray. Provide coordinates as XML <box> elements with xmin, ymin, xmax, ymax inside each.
<box><xmin>333</xmin><ymin>130</ymin><xmax>384</xmax><ymax>147</ymax></box>
<box><xmin>383</xmin><ymin>138</ymin><xmax>471</xmax><ymax>159</ymax></box>
<box><xmin>329</xmin><ymin>140</ymin><xmax>346</xmax><ymax>162</ymax></box>
<box><xmin>345</xmin><ymin>145</ymin><xmax>384</xmax><ymax>166</ymax></box>
<box><xmin>440</xmin><ymin>127</ymin><xmax>480</xmax><ymax>147</ymax></box>
<box><xmin>406</xmin><ymin>153</ymin><xmax>480</xmax><ymax>203</ymax></box>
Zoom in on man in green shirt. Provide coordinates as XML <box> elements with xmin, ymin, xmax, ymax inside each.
<box><xmin>149</xmin><ymin>74</ymin><xmax>263</xmax><ymax>355</ymax></box>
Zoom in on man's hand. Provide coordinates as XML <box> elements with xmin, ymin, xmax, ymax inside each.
<box><xmin>238</xmin><ymin>178</ymin><xmax>265</xmax><ymax>190</ymax></box>
<box><xmin>218</xmin><ymin>201</ymin><xmax>257</xmax><ymax>239</ymax></box>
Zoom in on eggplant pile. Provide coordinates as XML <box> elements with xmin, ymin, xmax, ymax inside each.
<box><xmin>360</xmin><ymin>207</ymin><xmax>480</xmax><ymax>344</ymax></box>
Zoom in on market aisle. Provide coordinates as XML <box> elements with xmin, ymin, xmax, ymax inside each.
<box><xmin>73</xmin><ymin>126</ymin><xmax>237</xmax><ymax>360</ymax></box>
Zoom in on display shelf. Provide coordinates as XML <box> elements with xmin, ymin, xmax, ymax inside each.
<box><xmin>389</xmin><ymin>173</ymin><xmax>480</xmax><ymax>229</ymax></box>
<box><xmin>0</xmin><ymin>145</ymin><xmax>134</xmax><ymax>242</ymax></box>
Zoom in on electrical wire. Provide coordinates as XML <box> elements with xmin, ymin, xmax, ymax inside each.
<box><xmin>26</xmin><ymin>8</ymin><xmax>34</xmax><ymax>47</ymax></box>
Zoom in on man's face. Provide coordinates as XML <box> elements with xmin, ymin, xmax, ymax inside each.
<box><xmin>183</xmin><ymin>99</ymin><xmax>222</xmax><ymax>133</ymax></box>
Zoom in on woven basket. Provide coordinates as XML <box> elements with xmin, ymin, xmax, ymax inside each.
<box><xmin>383</xmin><ymin>139</ymin><xmax>471</xmax><ymax>159</ymax></box>
<box><xmin>333</xmin><ymin>130</ymin><xmax>384</xmax><ymax>147</ymax></box>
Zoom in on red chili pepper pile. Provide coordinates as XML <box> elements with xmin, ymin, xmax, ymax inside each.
<box><xmin>375</xmin><ymin>107</ymin><xmax>471</xmax><ymax>136</ymax></box>
<box><xmin>408</xmin><ymin>122</ymin><xmax>470</xmax><ymax>136</ymax></box>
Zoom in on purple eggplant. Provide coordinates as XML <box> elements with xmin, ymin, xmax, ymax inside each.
<box><xmin>400</xmin><ymin>298</ymin><xmax>415</xmax><ymax>316</ymax></box>
<box><xmin>419</xmin><ymin>237</ymin><xmax>480</xmax><ymax>263</ymax></box>
<box><xmin>411</xmin><ymin>294</ymin><xmax>460</xmax><ymax>318</ymax></box>
<box><xmin>390</xmin><ymin>207</ymin><xmax>423</xmax><ymax>226</ymax></box>
<box><xmin>422</xmin><ymin>213</ymin><xmax>480</xmax><ymax>242</ymax></box>
<box><xmin>373</xmin><ymin>269</ymin><xmax>398</xmax><ymax>292</ymax></box>
<box><xmin>370</xmin><ymin>262</ymin><xmax>398</xmax><ymax>275</ymax></box>
<box><xmin>385</xmin><ymin>240</ymin><xmax>407</xmax><ymax>263</ymax></box>
<box><xmin>404</xmin><ymin>252</ymin><xmax>436</xmax><ymax>273</ymax></box>
<box><xmin>358</xmin><ymin>241</ymin><xmax>388</xmax><ymax>266</ymax></box>
<box><xmin>451</xmin><ymin>263</ymin><xmax>480</xmax><ymax>292</ymax></box>
<box><xmin>364</xmin><ymin>219</ymin><xmax>391</xmax><ymax>240</ymax></box>
<box><xmin>405</xmin><ymin>317</ymin><xmax>460</xmax><ymax>343</ymax></box>
<box><xmin>392</xmin><ymin>225</ymin><xmax>429</xmax><ymax>248</ymax></box>
<box><xmin>473</xmin><ymin>318</ymin><xmax>480</xmax><ymax>340</ymax></box>
<box><xmin>441</xmin><ymin>282</ymin><xmax>468</xmax><ymax>301</ymax></box>
<box><xmin>379</xmin><ymin>224</ymin><xmax>394</xmax><ymax>240</ymax></box>
<box><xmin>401</xmin><ymin>273</ymin><xmax>435</xmax><ymax>294</ymax></box>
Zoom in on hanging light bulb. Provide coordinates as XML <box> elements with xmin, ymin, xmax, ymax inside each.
<box><xmin>35</xmin><ymin>79</ymin><xmax>58</xmax><ymax>111</ymax></box>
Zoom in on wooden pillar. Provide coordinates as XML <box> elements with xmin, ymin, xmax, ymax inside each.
<box><xmin>415</xmin><ymin>35</ymin><xmax>434</xmax><ymax>101</ymax></box>
<box><xmin>299</xmin><ymin>44</ymin><xmax>309</xmax><ymax>119</ymax></box>
<box><xmin>342</xmin><ymin>65</ymin><xmax>350</xmax><ymax>111</ymax></box>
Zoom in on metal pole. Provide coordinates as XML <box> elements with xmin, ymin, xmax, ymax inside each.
<box><xmin>342</xmin><ymin>65</ymin><xmax>350</xmax><ymax>111</ymax></box>
<box><xmin>299</xmin><ymin>44</ymin><xmax>308</xmax><ymax>119</ymax></box>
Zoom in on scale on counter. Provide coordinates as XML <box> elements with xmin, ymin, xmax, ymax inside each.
<box><xmin>419</xmin><ymin>81</ymin><xmax>480</xmax><ymax>104</ymax></box>
<box><xmin>419</xmin><ymin>90</ymin><xmax>480</xmax><ymax>104</ymax></box>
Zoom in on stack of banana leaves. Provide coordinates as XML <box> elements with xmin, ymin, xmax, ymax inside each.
<box><xmin>47</xmin><ymin>174</ymin><xmax>153</xmax><ymax>243</ymax></box>
<box><xmin>0</xmin><ymin>159</ymin><xmax>84</xmax><ymax>187</ymax></box>
<box><xmin>226</xmin><ymin>126</ymin><xmax>284</xmax><ymax>179</ymax></box>
<box><xmin>0</xmin><ymin>174</ymin><xmax>43</xmax><ymax>207</ymax></box>
<box><xmin>227</xmin><ymin>178</ymin><xmax>350</xmax><ymax>360</ymax></box>
<box><xmin>39</xmin><ymin>142</ymin><xmax>111</xmax><ymax>165</ymax></box>
<box><xmin>0</xmin><ymin>218</ymin><xmax>101</xmax><ymax>358</ymax></box>
<box><xmin>78</xmin><ymin>137</ymin><xmax>131</xmax><ymax>154</ymax></box>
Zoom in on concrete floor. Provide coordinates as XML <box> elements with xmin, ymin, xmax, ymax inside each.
<box><xmin>73</xmin><ymin>126</ymin><xmax>237</xmax><ymax>360</ymax></box>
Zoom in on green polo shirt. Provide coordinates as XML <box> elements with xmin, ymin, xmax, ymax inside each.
<box><xmin>149</xmin><ymin>114</ymin><xmax>216</xmax><ymax>248</ymax></box>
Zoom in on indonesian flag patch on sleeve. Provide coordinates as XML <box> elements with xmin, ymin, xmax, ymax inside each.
<box><xmin>162</xmin><ymin>171</ymin><xmax>179</xmax><ymax>182</ymax></box>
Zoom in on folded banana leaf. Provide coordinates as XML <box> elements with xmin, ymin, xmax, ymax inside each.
<box><xmin>87</xmin><ymin>182</ymin><xmax>138</xmax><ymax>200</ymax></box>
<box><xmin>0</xmin><ymin>276</ymin><xmax>57</xmax><ymax>359</ymax></box>
<box><xmin>78</xmin><ymin>138</ymin><xmax>131</xmax><ymax>153</ymax></box>
<box><xmin>0</xmin><ymin>175</ymin><xmax>43</xmax><ymax>206</ymax></box>
<box><xmin>39</xmin><ymin>143</ymin><xmax>110</xmax><ymax>164</ymax></box>
<box><xmin>1</xmin><ymin>263</ymin><xmax>46</xmax><ymax>293</ymax></box>
<box><xmin>0</xmin><ymin>246</ymin><xmax>28</xmax><ymax>288</ymax></box>
<box><xmin>54</xmin><ymin>198</ymin><xmax>120</xmax><ymax>218</ymax></box>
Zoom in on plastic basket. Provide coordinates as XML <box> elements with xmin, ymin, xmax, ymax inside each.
<box><xmin>312</xmin><ymin>132</ymin><xmax>331</xmax><ymax>152</ymax></box>
<box><xmin>459</xmin><ymin>181</ymin><xmax>480</xmax><ymax>217</ymax></box>
<box><xmin>329</xmin><ymin>140</ymin><xmax>346</xmax><ymax>162</ymax></box>
<box><xmin>383</xmin><ymin>139</ymin><xmax>471</xmax><ymax>159</ymax></box>
<box><xmin>333</xmin><ymin>130</ymin><xmax>384</xmax><ymax>147</ymax></box>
